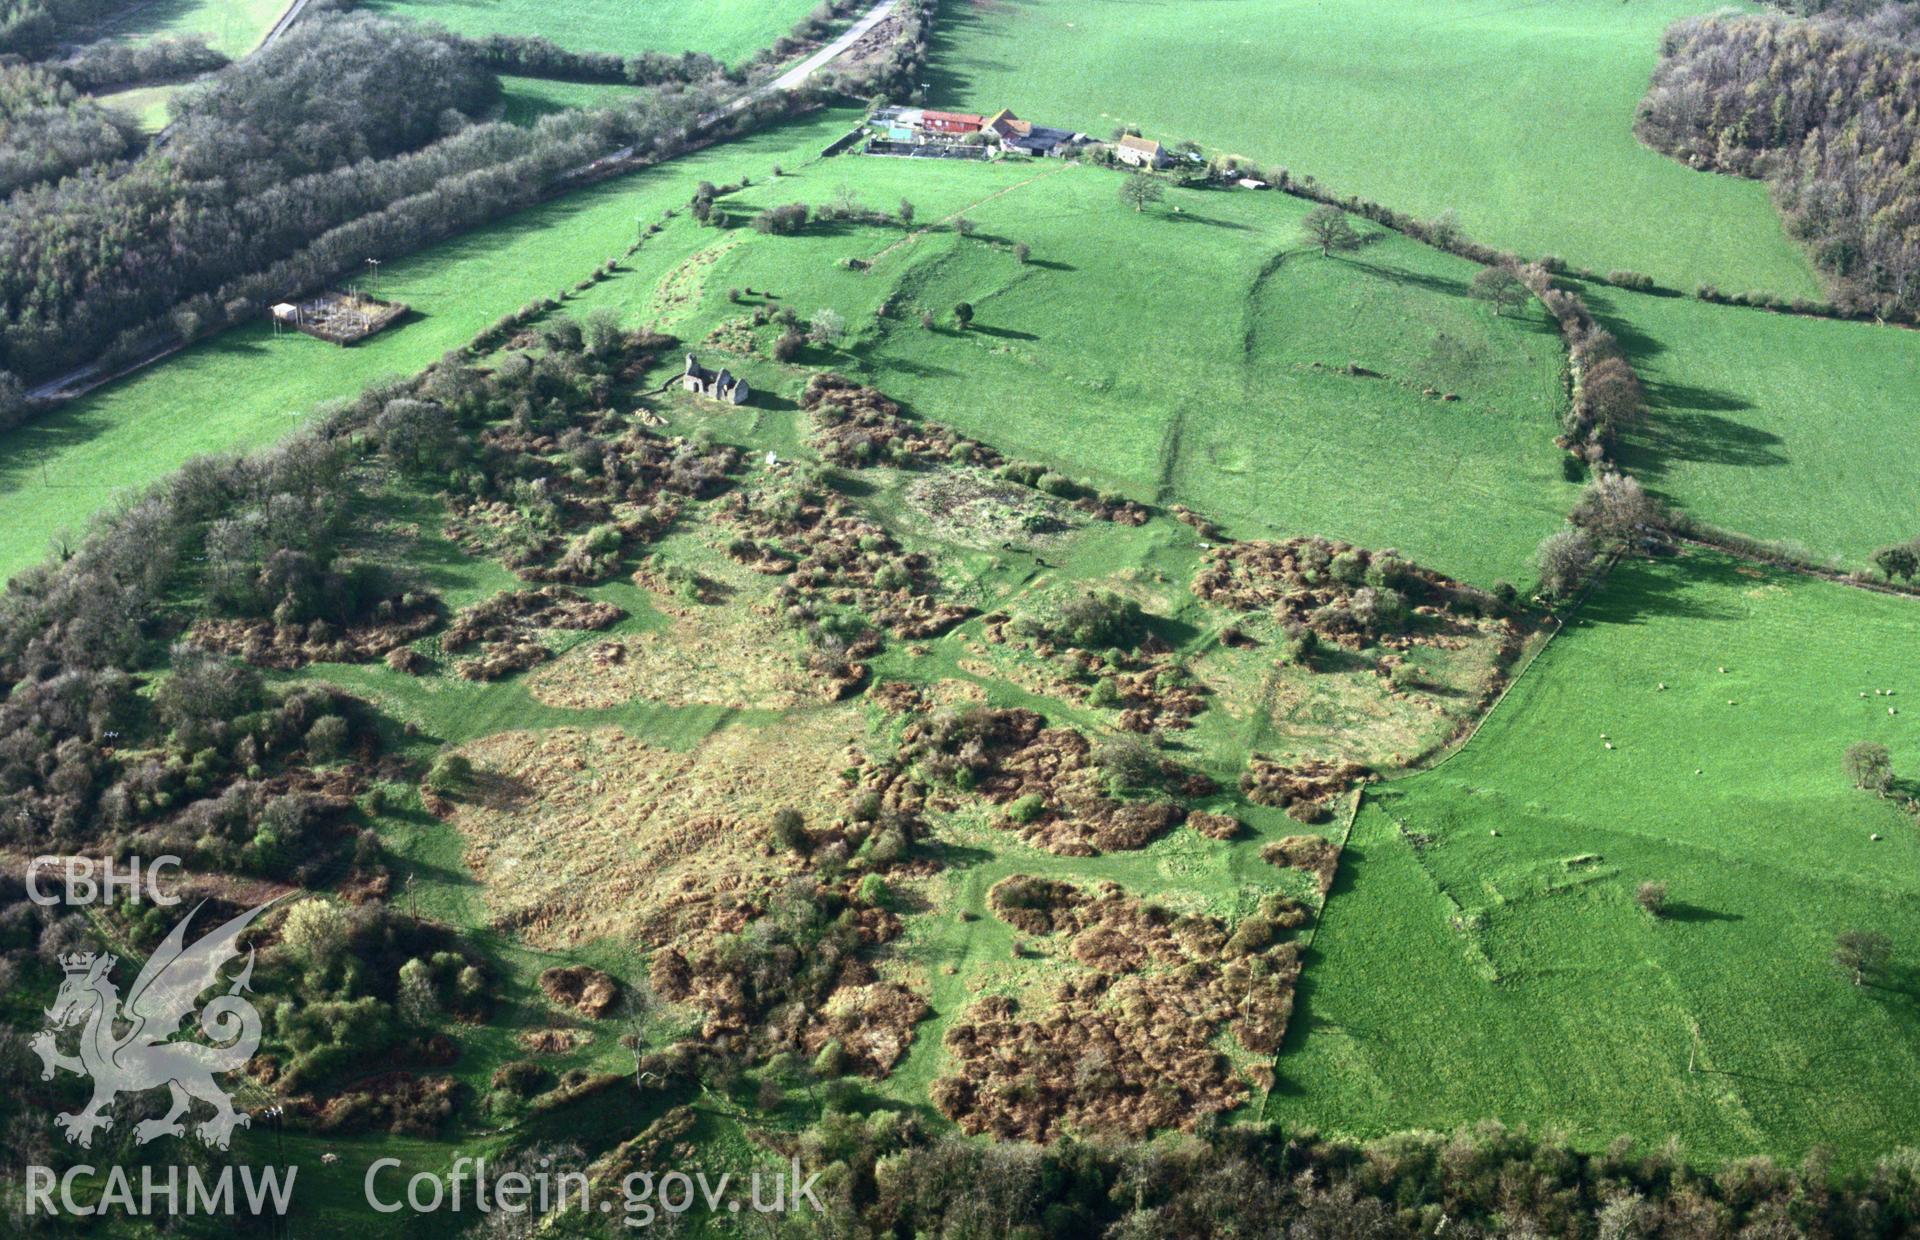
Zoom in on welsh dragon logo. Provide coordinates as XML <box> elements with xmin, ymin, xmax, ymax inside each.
<box><xmin>31</xmin><ymin>899</ymin><xmax>276</xmax><ymax>1151</ymax></box>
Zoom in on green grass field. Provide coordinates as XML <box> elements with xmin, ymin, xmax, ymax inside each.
<box><xmin>558</xmin><ymin>155</ymin><xmax>1576</xmax><ymax>585</ymax></box>
<box><xmin>1271</xmin><ymin>550</ymin><xmax>1920</xmax><ymax>1163</ymax></box>
<box><xmin>497</xmin><ymin>75</ymin><xmax>635</xmax><ymax>125</ymax></box>
<box><xmin>1582</xmin><ymin>285</ymin><xmax>1920</xmax><ymax>570</ymax></box>
<box><xmin>361</xmin><ymin>0</ymin><xmax>821</xmax><ymax>63</ymax></box>
<box><xmin>95</xmin><ymin>81</ymin><xmax>177</xmax><ymax>132</ymax></box>
<box><xmin>929</xmin><ymin>0</ymin><xmax>1819</xmax><ymax>298</ymax></box>
<box><xmin>104</xmin><ymin>0</ymin><xmax>291</xmax><ymax>58</ymax></box>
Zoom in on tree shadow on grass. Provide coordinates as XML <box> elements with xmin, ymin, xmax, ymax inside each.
<box><xmin>1343</xmin><ymin>258</ymin><xmax>1470</xmax><ymax>301</ymax></box>
<box><xmin>1577</xmin><ymin>284</ymin><xmax>1671</xmax><ymax>363</ymax></box>
<box><xmin>1158</xmin><ymin>209</ymin><xmax>1254</xmax><ymax>232</ymax></box>
<box><xmin>920</xmin><ymin>838</ymin><xmax>996</xmax><ymax>872</ymax></box>
<box><xmin>968</xmin><ymin>322</ymin><xmax>1038</xmax><ymax>341</ymax></box>
<box><xmin>866</xmin><ymin>352</ymin><xmax>963</xmax><ymax>381</ymax></box>
<box><xmin>1617</xmin><ymin>409</ymin><xmax>1784</xmax><ymax>482</ymax></box>
<box><xmin>1661</xmin><ymin>901</ymin><xmax>1743</xmax><ymax>924</ymax></box>
<box><xmin>1142</xmin><ymin>610</ymin><xmax>1203</xmax><ymax>648</ymax></box>
<box><xmin>824</xmin><ymin>470</ymin><xmax>879</xmax><ymax>498</ymax></box>
<box><xmin>1576</xmin><ymin>553</ymin><xmax>1751</xmax><ymax>626</ymax></box>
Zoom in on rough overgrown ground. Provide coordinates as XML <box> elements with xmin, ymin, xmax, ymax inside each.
<box><xmin>22</xmin><ymin>80</ymin><xmax>1919</xmax><ymax>1229</ymax></box>
<box><xmin>259</xmin><ymin>249</ymin><xmax>1495</xmax><ymax>1169</ymax></box>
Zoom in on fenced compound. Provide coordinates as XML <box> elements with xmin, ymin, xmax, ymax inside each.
<box><xmin>271</xmin><ymin>291</ymin><xmax>408</xmax><ymax>345</ymax></box>
<box><xmin>864</xmin><ymin>139</ymin><xmax>989</xmax><ymax>161</ymax></box>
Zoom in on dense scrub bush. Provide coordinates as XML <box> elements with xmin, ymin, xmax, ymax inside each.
<box><xmin>1015</xmin><ymin>589</ymin><xmax>1145</xmax><ymax>650</ymax></box>
<box><xmin>0</xmin><ymin>0</ymin><xmax>120</xmax><ymax>53</ymax></box>
<box><xmin>754</xmin><ymin>202</ymin><xmax>812</xmax><ymax>235</ymax></box>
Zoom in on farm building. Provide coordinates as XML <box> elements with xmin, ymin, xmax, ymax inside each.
<box><xmin>922</xmin><ymin>110</ymin><xmax>984</xmax><ymax>135</ymax></box>
<box><xmin>683</xmin><ymin>354</ymin><xmax>749</xmax><ymax>405</ymax></box>
<box><xmin>1006</xmin><ymin>125</ymin><xmax>1083</xmax><ymax>156</ymax></box>
<box><xmin>985</xmin><ymin>108</ymin><xmax>1030</xmax><ymax>141</ymax></box>
<box><xmin>1115</xmin><ymin>135</ymin><xmax>1171</xmax><ymax>168</ymax></box>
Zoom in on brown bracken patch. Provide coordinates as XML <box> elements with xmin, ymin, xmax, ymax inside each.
<box><xmin>443</xmin><ymin>587</ymin><xmax>623</xmax><ymax>681</ymax></box>
<box><xmin>519</xmin><ymin>1028</ymin><xmax>585</xmax><ymax>1054</ymax></box>
<box><xmin>1240</xmin><ymin>755</ymin><xmax>1367</xmax><ymax>821</ymax></box>
<box><xmin>539</xmin><ymin>965</ymin><xmax>621</xmax><ymax>1019</ymax></box>
<box><xmin>1193</xmin><ymin>537</ymin><xmax>1500</xmax><ymax>648</ymax></box>
<box><xmin>1187</xmin><ymin>811</ymin><xmax>1242</xmax><ymax>840</ymax></box>
<box><xmin>188</xmin><ymin>592</ymin><xmax>441</xmax><ymax>670</ymax></box>
<box><xmin>1262</xmin><ymin>834</ymin><xmax>1344</xmax><ymax>895</ymax></box>
<box><xmin>720</xmin><ymin>465</ymin><xmax>970</xmax><ymax>682</ymax></box>
<box><xmin>895</xmin><ymin>706</ymin><xmax>1208</xmax><ymax>855</ymax></box>
<box><xmin>933</xmin><ymin>877</ymin><xmax>1300</xmax><ymax>1142</ymax></box>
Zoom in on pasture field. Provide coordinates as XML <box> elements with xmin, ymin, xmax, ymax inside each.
<box><xmin>928</xmin><ymin>0</ymin><xmax>1820</xmax><ymax>298</ymax></box>
<box><xmin>563</xmin><ymin>154</ymin><xmax>1577</xmax><ymax>585</ymax></box>
<box><xmin>497</xmin><ymin>75</ymin><xmax>635</xmax><ymax>125</ymax></box>
<box><xmin>1271</xmin><ymin>550</ymin><xmax>1920</xmax><ymax>1162</ymax></box>
<box><xmin>361</xmin><ymin>0</ymin><xmax>822</xmax><ymax>63</ymax></box>
<box><xmin>105</xmin><ymin>0</ymin><xmax>290</xmax><ymax>58</ymax></box>
<box><xmin>1586</xmin><ymin>284</ymin><xmax>1920</xmax><ymax>571</ymax></box>
<box><xmin>95</xmin><ymin>82</ymin><xmax>176</xmax><ymax>131</ymax></box>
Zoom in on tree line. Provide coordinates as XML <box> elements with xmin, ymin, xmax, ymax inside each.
<box><xmin>47</xmin><ymin>32</ymin><xmax>230</xmax><ymax>91</ymax></box>
<box><xmin>0</xmin><ymin>12</ymin><xmax>742</xmax><ymax>394</ymax></box>
<box><xmin>454</xmin><ymin>32</ymin><xmax>725</xmax><ymax>86</ymax></box>
<box><xmin>1637</xmin><ymin>6</ymin><xmax>1920</xmax><ymax>320</ymax></box>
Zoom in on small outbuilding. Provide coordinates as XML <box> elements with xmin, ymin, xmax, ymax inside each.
<box><xmin>683</xmin><ymin>353</ymin><xmax>749</xmax><ymax>405</ymax></box>
<box><xmin>871</xmin><ymin>105</ymin><xmax>923</xmax><ymax>142</ymax></box>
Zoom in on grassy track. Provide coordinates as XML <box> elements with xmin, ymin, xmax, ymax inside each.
<box><xmin>1272</xmin><ymin>549</ymin><xmax>1920</xmax><ymax>1163</ymax></box>
<box><xmin>1584</xmin><ymin>284</ymin><xmax>1920</xmax><ymax>570</ymax></box>
<box><xmin>927</xmin><ymin>0</ymin><xmax>1819</xmax><ymax>298</ymax></box>
<box><xmin>361</xmin><ymin>0</ymin><xmax>822</xmax><ymax>63</ymax></box>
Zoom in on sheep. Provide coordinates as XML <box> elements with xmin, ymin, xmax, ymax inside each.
<box><xmin>1604</xmin><ymin>742</ymin><xmax>1614</xmax><ymax>750</ymax></box>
